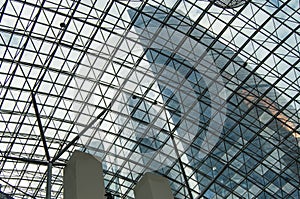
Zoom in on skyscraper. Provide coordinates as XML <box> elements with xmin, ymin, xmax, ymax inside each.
<box><xmin>0</xmin><ymin>1</ymin><xmax>299</xmax><ymax>198</ymax></box>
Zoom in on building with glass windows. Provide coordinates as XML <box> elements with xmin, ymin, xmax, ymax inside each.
<box><xmin>0</xmin><ymin>0</ymin><xmax>299</xmax><ymax>198</ymax></box>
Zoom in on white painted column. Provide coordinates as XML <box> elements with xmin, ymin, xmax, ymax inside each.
<box><xmin>134</xmin><ymin>173</ymin><xmax>174</xmax><ymax>199</ymax></box>
<box><xmin>63</xmin><ymin>151</ymin><xmax>105</xmax><ymax>199</ymax></box>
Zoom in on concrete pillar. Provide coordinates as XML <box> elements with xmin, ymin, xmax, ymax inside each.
<box><xmin>134</xmin><ymin>172</ymin><xmax>174</xmax><ymax>199</ymax></box>
<box><xmin>63</xmin><ymin>151</ymin><xmax>105</xmax><ymax>199</ymax></box>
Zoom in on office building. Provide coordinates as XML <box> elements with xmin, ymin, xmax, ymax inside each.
<box><xmin>0</xmin><ymin>0</ymin><xmax>299</xmax><ymax>198</ymax></box>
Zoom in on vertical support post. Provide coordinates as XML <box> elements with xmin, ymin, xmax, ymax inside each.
<box><xmin>63</xmin><ymin>151</ymin><xmax>105</xmax><ymax>199</ymax></box>
<box><xmin>46</xmin><ymin>163</ymin><xmax>52</xmax><ymax>199</ymax></box>
<box><xmin>134</xmin><ymin>172</ymin><xmax>174</xmax><ymax>199</ymax></box>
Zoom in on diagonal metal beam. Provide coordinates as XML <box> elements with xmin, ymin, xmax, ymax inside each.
<box><xmin>1</xmin><ymin>156</ymin><xmax>66</xmax><ymax>166</ymax></box>
<box><xmin>0</xmin><ymin>178</ymin><xmax>35</xmax><ymax>198</ymax></box>
<box><xmin>0</xmin><ymin>0</ymin><xmax>8</xmax><ymax>23</ymax></box>
<box><xmin>170</xmin><ymin>133</ymin><xmax>194</xmax><ymax>199</ymax></box>
<box><xmin>31</xmin><ymin>92</ymin><xmax>51</xmax><ymax>161</ymax></box>
<box><xmin>51</xmin><ymin>102</ymin><xmax>111</xmax><ymax>163</ymax></box>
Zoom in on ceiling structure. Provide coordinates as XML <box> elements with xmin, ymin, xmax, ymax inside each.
<box><xmin>0</xmin><ymin>0</ymin><xmax>299</xmax><ymax>198</ymax></box>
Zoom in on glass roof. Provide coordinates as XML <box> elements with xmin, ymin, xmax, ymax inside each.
<box><xmin>0</xmin><ymin>0</ymin><xmax>299</xmax><ymax>198</ymax></box>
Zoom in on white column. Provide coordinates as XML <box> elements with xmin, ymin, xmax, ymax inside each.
<box><xmin>134</xmin><ymin>172</ymin><xmax>174</xmax><ymax>199</ymax></box>
<box><xmin>63</xmin><ymin>151</ymin><xmax>105</xmax><ymax>199</ymax></box>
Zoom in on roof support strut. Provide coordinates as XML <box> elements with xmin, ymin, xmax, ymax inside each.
<box><xmin>31</xmin><ymin>92</ymin><xmax>51</xmax><ymax>161</ymax></box>
<box><xmin>52</xmin><ymin>103</ymin><xmax>111</xmax><ymax>163</ymax></box>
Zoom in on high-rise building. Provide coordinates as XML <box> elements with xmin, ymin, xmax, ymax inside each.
<box><xmin>0</xmin><ymin>0</ymin><xmax>299</xmax><ymax>198</ymax></box>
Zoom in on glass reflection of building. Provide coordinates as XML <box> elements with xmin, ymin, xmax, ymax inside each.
<box><xmin>85</xmin><ymin>4</ymin><xmax>300</xmax><ymax>198</ymax></box>
<box><xmin>0</xmin><ymin>0</ymin><xmax>299</xmax><ymax>198</ymax></box>
<box><xmin>109</xmin><ymin>5</ymin><xmax>300</xmax><ymax>199</ymax></box>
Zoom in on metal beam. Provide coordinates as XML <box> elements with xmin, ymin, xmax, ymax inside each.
<box><xmin>52</xmin><ymin>103</ymin><xmax>111</xmax><ymax>162</ymax></box>
<box><xmin>46</xmin><ymin>163</ymin><xmax>52</xmax><ymax>199</ymax></box>
<box><xmin>0</xmin><ymin>178</ymin><xmax>35</xmax><ymax>198</ymax></box>
<box><xmin>31</xmin><ymin>92</ymin><xmax>51</xmax><ymax>161</ymax></box>
<box><xmin>1</xmin><ymin>155</ymin><xmax>66</xmax><ymax>166</ymax></box>
<box><xmin>170</xmin><ymin>134</ymin><xmax>194</xmax><ymax>199</ymax></box>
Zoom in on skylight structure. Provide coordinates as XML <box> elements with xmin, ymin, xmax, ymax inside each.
<box><xmin>0</xmin><ymin>0</ymin><xmax>299</xmax><ymax>198</ymax></box>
